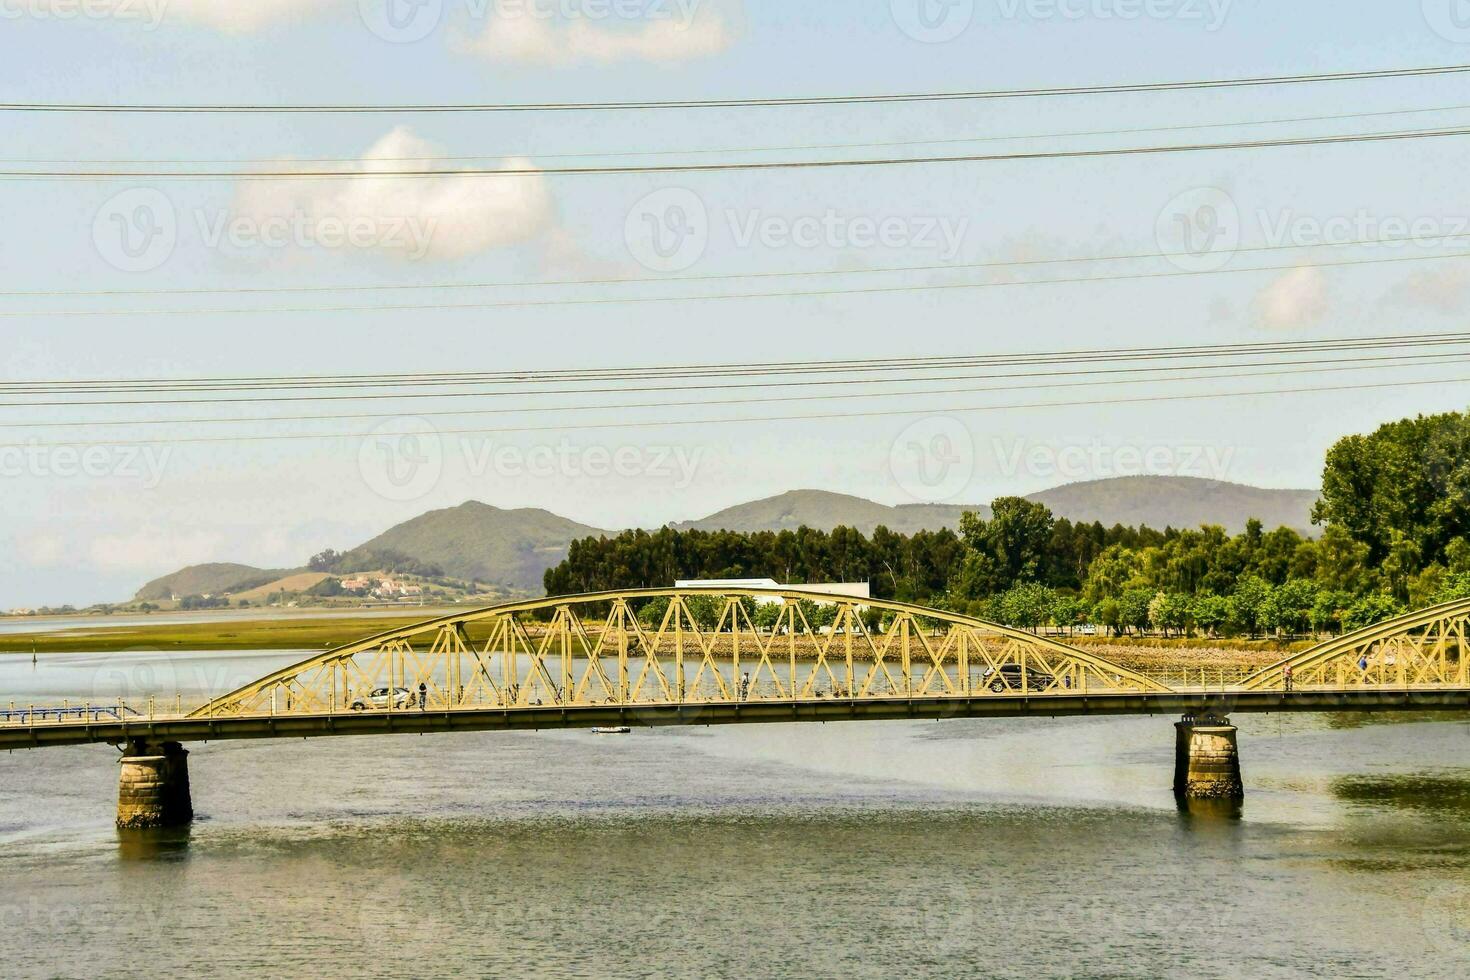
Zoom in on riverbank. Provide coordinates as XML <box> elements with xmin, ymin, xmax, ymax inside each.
<box><xmin>0</xmin><ymin>614</ymin><xmax>452</xmax><ymax>653</ymax></box>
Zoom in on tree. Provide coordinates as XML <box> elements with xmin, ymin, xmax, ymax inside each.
<box><xmin>1191</xmin><ymin>593</ymin><xmax>1230</xmax><ymax>636</ymax></box>
<box><xmin>1431</xmin><ymin>571</ymin><xmax>1470</xmax><ymax>604</ymax></box>
<box><xmin>1093</xmin><ymin>597</ymin><xmax>1121</xmax><ymax>636</ymax></box>
<box><xmin>752</xmin><ymin>600</ymin><xmax>783</xmax><ymax>631</ymax></box>
<box><xmin>1342</xmin><ymin>594</ymin><xmax>1405</xmax><ymax>632</ymax></box>
<box><xmin>1272</xmin><ymin>578</ymin><xmax>1319</xmax><ymax>635</ymax></box>
<box><xmin>1148</xmin><ymin>591</ymin><xmax>1192</xmax><ymax>637</ymax></box>
<box><xmin>1229</xmin><ymin>576</ymin><xmax>1276</xmax><ymax>637</ymax></box>
<box><xmin>953</xmin><ymin>498</ymin><xmax>1056</xmax><ymax>598</ymax></box>
<box><xmin>998</xmin><ymin>582</ymin><xmax>1055</xmax><ymax>632</ymax></box>
<box><xmin>1049</xmin><ymin>594</ymin><xmax>1087</xmax><ymax>634</ymax></box>
<box><xmin>1309</xmin><ymin>590</ymin><xmax>1352</xmax><ymax>634</ymax></box>
<box><xmin>1118</xmin><ymin>588</ymin><xmax>1153</xmax><ymax>635</ymax></box>
<box><xmin>1313</xmin><ymin>410</ymin><xmax>1470</xmax><ymax>571</ymax></box>
<box><xmin>308</xmin><ymin>549</ymin><xmax>341</xmax><ymax>572</ymax></box>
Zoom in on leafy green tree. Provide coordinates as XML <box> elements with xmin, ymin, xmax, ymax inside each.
<box><xmin>953</xmin><ymin>498</ymin><xmax>1056</xmax><ymax>598</ymax></box>
<box><xmin>1049</xmin><ymin>594</ymin><xmax>1087</xmax><ymax>634</ymax></box>
<box><xmin>998</xmin><ymin>582</ymin><xmax>1055</xmax><ymax>632</ymax></box>
<box><xmin>795</xmin><ymin>598</ymin><xmax>838</xmax><ymax>629</ymax></box>
<box><xmin>1229</xmin><ymin>576</ymin><xmax>1276</xmax><ymax>637</ymax></box>
<box><xmin>1430</xmin><ymin>571</ymin><xmax>1470</xmax><ymax>604</ymax></box>
<box><xmin>1148</xmin><ymin>591</ymin><xmax>1193</xmax><ymax>637</ymax></box>
<box><xmin>1309</xmin><ymin>590</ymin><xmax>1352</xmax><ymax>634</ymax></box>
<box><xmin>1118</xmin><ymin>587</ymin><xmax>1153</xmax><ymax>635</ymax></box>
<box><xmin>1341</xmin><ymin>594</ymin><xmax>1405</xmax><ymax>632</ymax></box>
<box><xmin>1313</xmin><ymin>410</ymin><xmax>1470</xmax><ymax>571</ymax></box>
<box><xmin>752</xmin><ymin>600</ymin><xmax>783</xmax><ymax>631</ymax></box>
<box><xmin>1093</xmin><ymin>597</ymin><xmax>1122</xmax><ymax>636</ymax></box>
<box><xmin>1272</xmin><ymin>578</ymin><xmax>1319</xmax><ymax>634</ymax></box>
<box><xmin>1191</xmin><ymin>593</ymin><xmax>1230</xmax><ymax>636</ymax></box>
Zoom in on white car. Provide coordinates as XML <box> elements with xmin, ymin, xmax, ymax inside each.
<box><xmin>349</xmin><ymin>686</ymin><xmax>415</xmax><ymax>711</ymax></box>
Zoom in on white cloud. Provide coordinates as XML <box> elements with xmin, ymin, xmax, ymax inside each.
<box><xmin>231</xmin><ymin>127</ymin><xmax>555</xmax><ymax>261</ymax></box>
<box><xmin>460</xmin><ymin>1</ymin><xmax>735</xmax><ymax>65</ymax></box>
<box><xmin>1253</xmin><ymin>266</ymin><xmax>1329</xmax><ymax>329</ymax></box>
<box><xmin>161</xmin><ymin>0</ymin><xmax>336</xmax><ymax>33</ymax></box>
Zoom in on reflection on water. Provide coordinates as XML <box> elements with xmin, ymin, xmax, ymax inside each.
<box><xmin>3</xmin><ymin>650</ymin><xmax>1470</xmax><ymax>977</ymax></box>
<box><xmin>1333</xmin><ymin>773</ymin><xmax>1470</xmax><ymax>817</ymax></box>
<box><xmin>1175</xmin><ymin>796</ymin><xmax>1243</xmax><ymax>821</ymax></box>
<box><xmin>116</xmin><ymin>825</ymin><xmax>193</xmax><ymax>862</ymax></box>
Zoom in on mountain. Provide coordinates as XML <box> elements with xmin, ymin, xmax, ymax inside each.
<box><xmin>134</xmin><ymin>562</ymin><xmax>292</xmax><ymax>601</ymax></box>
<box><xmin>1026</xmin><ymin>476</ymin><xmax>1319</xmax><ymax>534</ymax></box>
<box><xmin>673</xmin><ymin>478</ymin><xmax>1317</xmax><ymax>537</ymax></box>
<box><xmin>337</xmin><ymin>500</ymin><xmax>606</xmax><ymax>593</ymax></box>
<box><xmin>673</xmin><ymin>489</ymin><xmax>979</xmax><ymax>535</ymax></box>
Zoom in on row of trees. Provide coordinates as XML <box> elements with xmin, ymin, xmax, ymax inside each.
<box><xmin>543</xmin><ymin>410</ymin><xmax>1470</xmax><ymax>639</ymax></box>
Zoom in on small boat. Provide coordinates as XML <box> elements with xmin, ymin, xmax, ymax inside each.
<box><xmin>591</xmin><ymin>726</ymin><xmax>632</xmax><ymax>735</ymax></box>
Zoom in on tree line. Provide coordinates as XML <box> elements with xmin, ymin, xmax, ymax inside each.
<box><xmin>543</xmin><ymin>409</ymin><xmax>1470</xmax><ymax>638</ymax></box>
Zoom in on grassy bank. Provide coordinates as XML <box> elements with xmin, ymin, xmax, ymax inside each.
<box><xmin>0</xmin><ymin>615</ymin><xmax>445</xmax><ymax>654</ymax></box>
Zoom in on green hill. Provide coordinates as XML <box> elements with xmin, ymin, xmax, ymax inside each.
<box><xmin>134</xmin><ymin>562</ymin><xmax>292</xmax><ymax>601</ymax></box>
<box><xmin>338</xmin><ymin>500</ymin><xmax>606</xmax><ymax>593</ymax></box>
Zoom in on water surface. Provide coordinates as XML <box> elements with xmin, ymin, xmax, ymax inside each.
<box><xmin>2</xmin><ymin>651</ymin><xmax>1468</xmax><ymax>977</ymax></box>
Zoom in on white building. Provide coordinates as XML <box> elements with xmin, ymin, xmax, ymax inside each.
<box><xmin>674</xmin><ymin>578</ymin><xmax>871</xmax><ymax>605</ymax></box>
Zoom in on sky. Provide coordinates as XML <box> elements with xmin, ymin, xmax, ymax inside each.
<box><xmin>2</xmin><ymin>0</ymin><xmax>1470</xmax><ymax>606</ymax></box>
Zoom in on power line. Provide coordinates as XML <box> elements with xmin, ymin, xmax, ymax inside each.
<box><xmin>10</xmin><ymin>124</ymin><xmax>1470</xmax><ymax>180</ymax></box>
<box><xmin>3</xmin><ymin>351</ymin><xmax>1462</xmax><ymax>432</ymax></box>
<box><xmin>8</xmin><ymin>246</ymin><xmax>1470</xmax><ymax>320</ymax></box>
<box><xmin>5</xmin><ymin>64</ymin><xmax>1468</xmax><ymax>114</ymax></box>
<box><xmin>8</xmin><ymin>374</ymin><xmax>1467</xmax><ymax>449</ymax></box>
<box><xmin>13</xmin><ymin>100</ymin><xmax>1470</xmax><ymax>168</ymax></box>
<box><xmin>4</xmin><ymin>229</ymin><xmax>1467</xmax><ymax>301</ymax></box>
<box><xmin>3</xmin><ymin>333</ymin><xmax>1467</xmax><ymax>404</ymax></box>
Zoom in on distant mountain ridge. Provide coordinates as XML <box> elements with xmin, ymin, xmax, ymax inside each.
<box><xmin>673</xmin><ymin>478</ymin><xmax>1317</xmax><ymax>536</ymax></box>
<box><xmin>132</xmin><ymin>477</ymin><xmax>1318</xmax><ymax>601</ymax></box>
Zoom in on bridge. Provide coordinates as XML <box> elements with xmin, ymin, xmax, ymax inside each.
<box><xmin>3</xmin><ymin>588</ymin><xmax>1468</xmax><ymax>827</ymax></box>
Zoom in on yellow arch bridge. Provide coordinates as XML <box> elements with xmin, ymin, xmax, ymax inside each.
<box><xmin>4</xmin><ymin>588</ymin><xmax>1469</xmax><ymax>827</ymax></box>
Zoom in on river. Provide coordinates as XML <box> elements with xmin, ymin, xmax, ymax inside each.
<box><xmin>2</xmin><ymin>649</ymin><xmax>1468</xmax><ymax>977</ymax></box>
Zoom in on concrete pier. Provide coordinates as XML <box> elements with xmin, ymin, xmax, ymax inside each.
<box><xmin>117</xmin><ymin>740</ymin><xmax>193</xmax><ymax>829</ymax></box>
<box><xmin>1173</xmin><ymin>714</ymin><xmax>1244</xmax><ymax>800</ymax></box>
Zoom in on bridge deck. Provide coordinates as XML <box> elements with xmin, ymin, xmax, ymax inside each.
<box><xmin>4</xmin><ymin>687</ymin><xmax>1468</xmax><ymax>750</ymax></box>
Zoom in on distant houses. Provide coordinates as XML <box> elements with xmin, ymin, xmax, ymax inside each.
<box><xmin>338</xmin><ymin>575</ymin><xmax>424</xmax><ymax>600</ymax></box>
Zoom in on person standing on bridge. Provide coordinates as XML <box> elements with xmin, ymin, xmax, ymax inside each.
<box><xmin>418</xmin><ymin>682</ymin><xmax>427</xmax><ymax>711</ymax></box>
<box><xmin>1283</xmin><ymin>664</ymin><xmax>1294</xmax><ymax>693</ymax></box>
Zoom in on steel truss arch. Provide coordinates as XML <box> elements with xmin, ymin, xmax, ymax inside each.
<box><xmin>1241</xmin><ymin>596</ymin><xmax>1470</xmax><ymax>691</ymax></box>
<box><xmin>190</xmin><ymin>587</ymin><xmax>1171</xmax><ymax>719</ymax></box>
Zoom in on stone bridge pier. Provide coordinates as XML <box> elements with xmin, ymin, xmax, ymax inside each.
<box><xmin>1174</xmin><ymin>713</ymin><xmax>1244</xmax><ymax>800</ymax></box>
<box><xmin>116</xmin><ymin>740</ymin><xmax>193</xmax><ymax>829</ymax></box>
